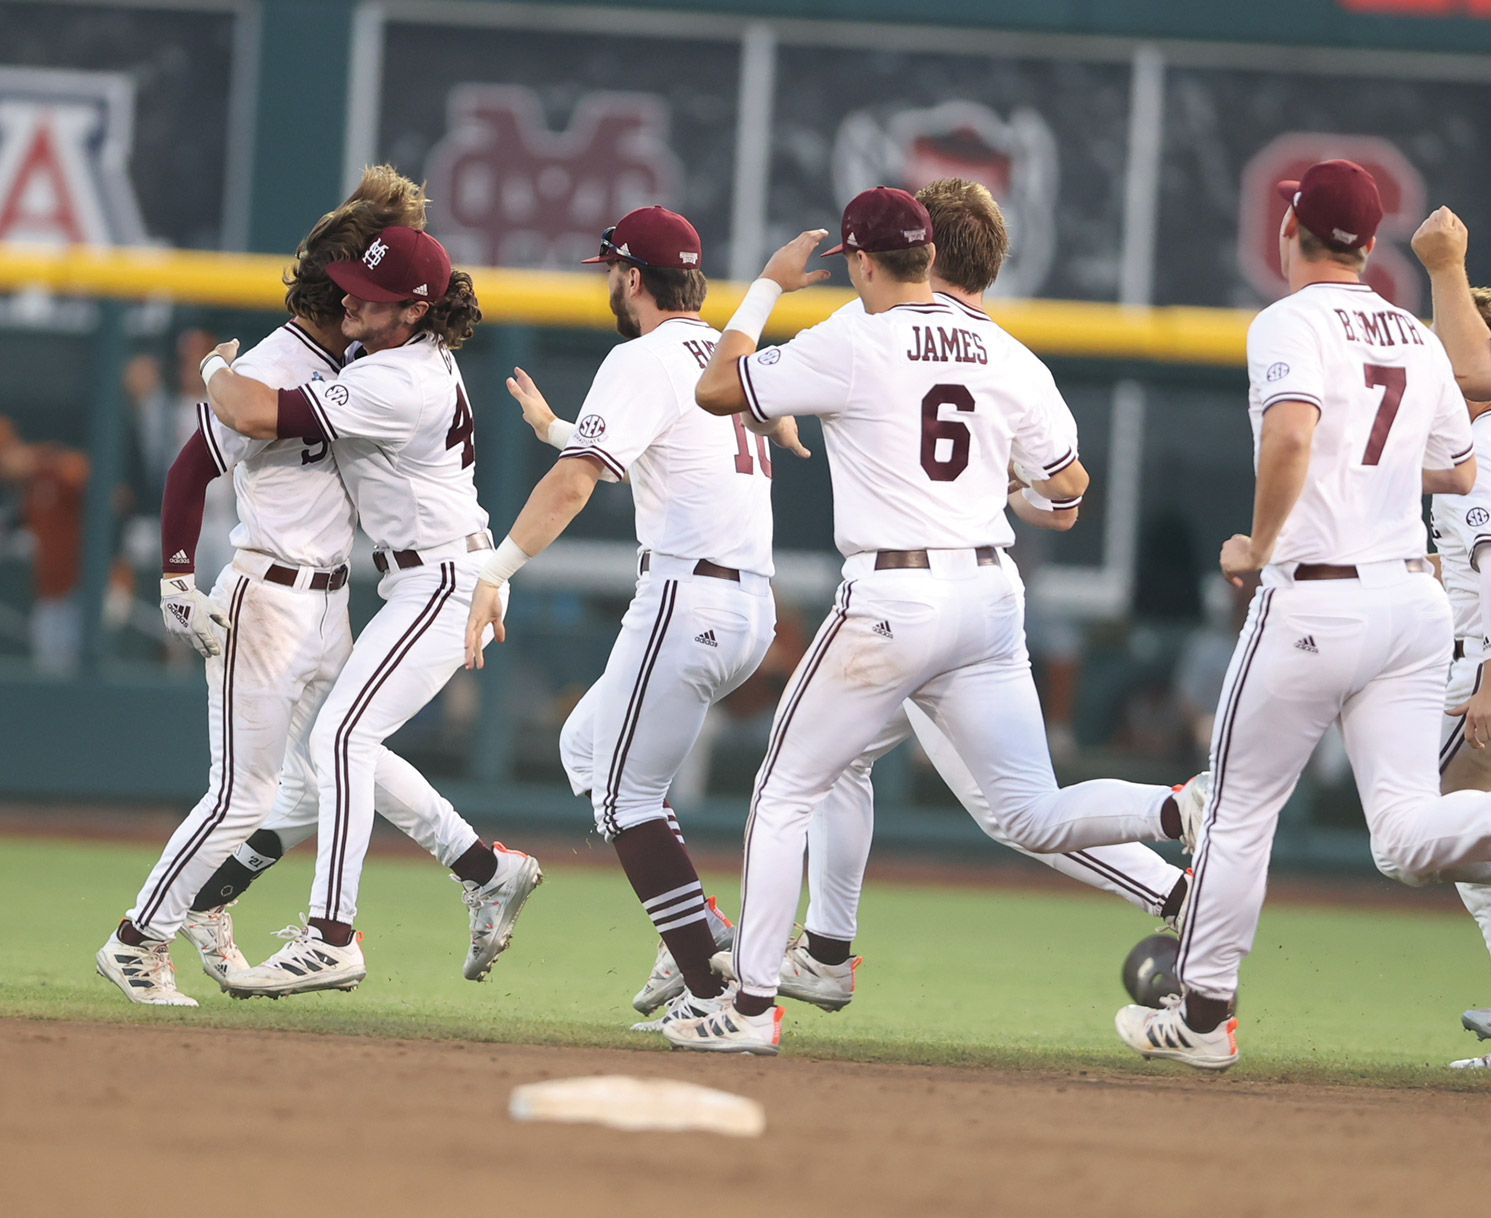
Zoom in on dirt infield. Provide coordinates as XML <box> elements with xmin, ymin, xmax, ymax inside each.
<box><xmin>3</xmin><ymin>1019</ymin><xmax>1487</xmax><ymax>1218</ymax></box>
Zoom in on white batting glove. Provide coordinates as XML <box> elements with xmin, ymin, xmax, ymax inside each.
<box><xmin>160</xmin><ymin>575</ymin><xmax>231</xmax><ymax>657</ymax></box>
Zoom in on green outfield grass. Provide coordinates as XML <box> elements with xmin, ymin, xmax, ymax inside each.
<box><xmin>5</xmin><ymin>835</ymin><xmax>1491</xmax><ymax>1086</ymax></box>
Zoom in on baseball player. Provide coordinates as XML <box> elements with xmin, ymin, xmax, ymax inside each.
<box><xmin>463</xmin><ymin>207</ymin><xmax>809</xmax><ymax>1031</ymax></box>
<box><xmin>198</xmin><ymin>225</ymin><xmax>540</xmax><ymax>997</ymax></box>
<box><xmin>1117</xmin><ymin>160</ymin><xmax>1491</xmax><ymax>1071</ymax></box>
<box><xmin>97</xmin><ymin>174</ymin><xmax>534</xmax><ymax>1006</ymax></box>
<box><xmin>662</xmin><ymin>187</ymin><xmax>1202</xmax><ymax>1054</ymax></box>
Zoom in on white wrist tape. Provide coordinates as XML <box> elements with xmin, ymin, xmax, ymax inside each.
<box><xmin>724</xmin><ymin>278</ymin><xmax>784</xmax><ymax>343</ymax></box>
<box><xmin>546</xmin><ymin>419</ymin><xmax>576</xmax><ymax>450</ymax></box>
<box><xmin>1011</xmin><ymin>459</ymin><xmax>1040</xmax><ymax>487</ymax></box>
<box><xmin>200</xmin><ymin>353</ymin><xmax>230</xmax><ymax>385</ymax></box>
<box><xmin>477</xmin><ymin>536</ymin><xmax>532</xmax><ymax>588</ymax></box>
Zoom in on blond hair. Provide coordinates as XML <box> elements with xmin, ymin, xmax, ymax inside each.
<box><xmin>915</xmin><ymin>178</ymin><xmax>1010</xmax><ymax>293</ymax></box>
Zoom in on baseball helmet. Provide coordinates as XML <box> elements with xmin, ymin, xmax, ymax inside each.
<box><xmin>1121</xmin><ymin>933</ymin><xmax>1182</xmax><ymax>1008</ymax></box>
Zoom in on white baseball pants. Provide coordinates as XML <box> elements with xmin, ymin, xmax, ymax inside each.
<box><xmin>560</xmin><ymin>557</ymin><xmax>775</xmax><ymax>838</ymax></box>
<box><xmin>1179</xmin><ymin>567</ymin><xmax>1491</xmax><ymax>1001</ymax></box>
<box><xmin>308</xmin><ymin>550</ymin><xmax>502</xmax><ymax>924</ymax></box>
<box><xmin>130</xmin><ymin>557</ymin><xmax>482</xmax><ymax>939</ymax></box>
<box><xmin>1439</xmin><ymin>643</ymin><xmax>1491</xmax><ymax>959</ymax></box>
<box><xmin>804</xmin><ymin>701</ymin><xmax>1186</xmax><ymax>940</ymax></box>
<box><xmin>734</xmin><ymin>550</ymin><xmax>1173</xmax><ymax>1000</ymax></box>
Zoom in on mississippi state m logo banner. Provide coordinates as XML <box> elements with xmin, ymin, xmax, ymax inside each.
<box><xmin>0</xmin><ymin>66</ymin><xmax>147</xmax><ymax>246</ymax></box>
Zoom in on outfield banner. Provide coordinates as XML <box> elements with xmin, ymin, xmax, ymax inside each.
<box><xmin>380</xmin><ymin>20</ymin><xmax>741</xmax><ymax>274</ymax></box>
<box><xmin>1</xmin><ymin>2</ymin><xmax>236</xmax><ymax>250</ymax></box>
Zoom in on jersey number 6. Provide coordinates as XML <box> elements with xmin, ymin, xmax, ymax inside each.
<box><xmin>921</xmin><ymin>383</ymin><xmax>976</xmax><ymax>481</ymax></box>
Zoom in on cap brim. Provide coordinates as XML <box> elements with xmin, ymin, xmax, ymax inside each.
<box><xmin>326</xmin><ymin>260</ymin><xmax>410</xmax><ymax>303</ymax></box>
<box><xmin>819</xmin><ymin>243</ymin><xmax>847</xmax><ymax>257</ymax></box>
<box><xmin>1276</xmin><ymin>180</ymin><xmax>1300</xmax><ymax>205</ymax></box>
<box><xmin>579</xmin><ymin>253</ymin><xmax>617</xmax><ymax>264</ymax></box>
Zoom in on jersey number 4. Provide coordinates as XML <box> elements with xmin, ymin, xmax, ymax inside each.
<box><xmin>1361</xmin><ymin>364</ymin><xmax>1406</xmax><ymax>466</ymax></box>
<box><xmin>446</xmin><ymin>387</ymin><xmax>475</xmax><ymax>468</ymax></box>
<box><xmin>921</xmin><ymin>384</ymin><xmax>976</xmax><ymax>481</ymax></box>
<box><xmin>730</xmin><ymin>415</ymin><xmax>773</xmax><ymax>479</ymax></box>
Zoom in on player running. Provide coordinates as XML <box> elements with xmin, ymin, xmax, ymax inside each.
<box><xmin>462</xmin><ymin>207</ymin><xmax>806</xmax><ymax>1032</ymax></box>
<box><xmin>663</xmin><ymin>187</ymin><xmax>1203</xmax><ymax>1054</ymax></box>
<box><xmin>1116</xmin><ymin>160</ymin><xmax>1491</xmax><ymax>1071</ymax></box>
<box><xmin>96</xmin><ymin>172</ymin><xmax>535</xmax><ymax>1006</ymax></box>
<box><xmin>198</xmin><ymin>226</ymin><xmax>540</xmax><ymax>998</ymax></box>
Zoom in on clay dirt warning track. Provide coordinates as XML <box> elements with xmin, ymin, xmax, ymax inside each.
<box><xmin>2</xmin><ymin>1019</ymin><xmax>1488</xmax><ymax>1218</ymax></box>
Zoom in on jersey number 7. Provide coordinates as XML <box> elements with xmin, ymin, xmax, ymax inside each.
<box><xmin>1361</xmin><ymin>364</ymin><xmax>1406</xmax><ymax>467</ymax></box>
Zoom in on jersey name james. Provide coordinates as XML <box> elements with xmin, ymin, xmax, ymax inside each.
<box><xmin>738</xmin><ymin>295</ymin><xmax>1075</xmax><ymax>557</ymax></box>
<box><xmin>198</xmin><ymin>322</ymin><xmax>356</xmax><ymax>570</ymax></box>
<box><xmin>561</xmin><ymin>317</ymin><xmax>773</xmax><ymax>577</ymax></box>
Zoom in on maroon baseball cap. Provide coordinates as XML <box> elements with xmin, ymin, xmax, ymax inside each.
<box><xmin>581</xmin><ymin>206</ymin><xmax>702</xmax><ymax>270</ymax></box>
<box><xmin>327</xmin><ymin>226</ymin><xmax>452</xmax><ymax>303</ymax></box>
<box><xmin>1276</xmin><ymin>160</ymin><xmax>1384</xmax><ymax>252</ymax></box>
<box><xmin>821</xmin><ymin>187</ymin><xmax>933</xmax><ymax>257</ymax></box>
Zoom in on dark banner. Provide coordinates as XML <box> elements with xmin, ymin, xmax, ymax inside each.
<box><xmin>2</xmin><ymin>2</ymin><xmax>235</xmax><ymax>250</ymax></box>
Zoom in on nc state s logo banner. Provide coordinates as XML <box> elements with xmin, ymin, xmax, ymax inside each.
<box><xmin>1238</xmin><ymin>133</ymin><xmax>1426</xmax><ymax>311</ymax></box>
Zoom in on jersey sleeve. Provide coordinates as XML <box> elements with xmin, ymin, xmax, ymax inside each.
<box><xmin>738</xmin><ymin>312</ymin><xmax>855</xmax><ymax>424</ymax></box>
<box><xmin>1247</xmin><ymin>304</ymin><xmax>1326</xmax><ymax>414</ymax></box>
<box><xmin>295</xmin><ymin>360</ymin><xmax>420</xmax><ymax>447</ymax></box>
<box><xmin>1424</xmin><ymin>355</ymin><xmax>1476</xmax><ymax>471</ymax></box>
<box><xmin>1009</xmin><ymin>360</ymin><xmax>1080</xmax><ymax>482</ymax></box>
<box><xmin>559</xmin><ymin>345</ymin><xmax>675</xmax><ymax>482</ymax></box>
<box><xmin>1437</xmin><ymin>422</ymin><xmax>1491</xmax><ymax>570</ymax></box>
<box><xmin>196</xmin><ymin>400</ymin><xmax>268</xmax><ymax>474</ymax></box>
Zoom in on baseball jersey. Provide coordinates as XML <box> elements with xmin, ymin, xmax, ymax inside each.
<box><xmin>1248</xmin><ymin>282</ymin><xmax>1472</xmax><ymax>567</ymax></box>
<box><xmin>198</xmin><ymin>322</ymin><xmax>356</xmax><ymax>569</ymax></box>
<box><xmin>1432</xmin><ymin>410</ymin><xmax>1491</xmax><ymax>644</ymax></box>
<box><xmin>292</xmin><ymin>332</ymin><xmax>488</xmax><ymax>552</ymax></box>
<box><xmin>561</xmin><ymin>316</ymin><xmax>773</xmax><ymax>576</ymax></box>
<box><xmin>738</xmin><ymin>294</ymin><xmax>1076</xmax><ymax>556</ymax></box>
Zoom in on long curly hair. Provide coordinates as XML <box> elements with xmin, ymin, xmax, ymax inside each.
<box><xmin>414</xmin><ymin>270</ymin><xmax>482</xmax><ymax>350</ymax></box>
<box><xmin>284</xmin><ymin>165</ymin><xmax>429</xmax><ymax>325</ymax></box>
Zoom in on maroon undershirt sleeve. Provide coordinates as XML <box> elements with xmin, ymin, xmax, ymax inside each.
<box><xmin>277</xmin><ymin>387</ymin><xmax>326</xmax><ymax>440</ymax></box>
<box><xmin>160</xmin><ymin>431</ymin><xmax>221</xmax><ymax>575</ymax></box>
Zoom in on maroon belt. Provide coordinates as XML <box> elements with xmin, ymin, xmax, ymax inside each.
<box><xmin>639</xmin><ymin>552</ymin><xmax>740</xmax><ymax>581</ymax></box>
<box><xmin>373</xmin><ymin>533</ymin><xmax>493</xmax><ymax>574</ymax></box>
<box><xmin>1294</xmin><ymin>559</ymin><xmax>1430</xmax><ymax>581</ymax></box>
<box><xmin>874</xmin><ymin>547</ymin><xmax>1000</xmax><ymax>571</ymax></box>
<box><xmin>264</xmin><ymin>563</ymin><xmax>348</xmax><ymax>591</ymax></box>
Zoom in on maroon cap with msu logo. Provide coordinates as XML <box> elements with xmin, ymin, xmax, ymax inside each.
<box><xmin>1276</xmin><ymin>160</ymin><xmax>1384</xmax><ymax>252</ymax></box>
<box><xmin>581</xmin><ymin>206</ymin><xmax>703</xmax><ymax>269</ymax></box>
<box><xmin>328</xmin><ymin>226</ymin><xmax>452</xmax><ymax>303</ymax></box>
<box><xmin>822</xmin><ymin>186</ymin><xmax>933</xmax><ymax>257</ymax></box>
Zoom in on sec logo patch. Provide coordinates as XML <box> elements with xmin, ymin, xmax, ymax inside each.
<box><xmin>576</xmin><ymin>415</ymin><xmax>606</xmax><ymax>440</ymax></box>
<box><xmin>1266</xmin><ymin>362</ymin><xmax>1289</xmax><ymax>382</ymax></box>
<box><xmin>758</xmin><ymin>348</ymin><xmax>781</xmax><ymax>365</ymax></box>
<box><xmin>1469</xmin><ymin>507</ymin><xmax>1490</xmax><ymax>528</ymax></box>
<box><xmin>324</xmin><ymin>384</ymin><xmax>350</xmax><ymax>405</ymax></box>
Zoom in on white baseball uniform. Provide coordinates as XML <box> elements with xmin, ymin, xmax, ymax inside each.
<box><xmin>556</xmin><ymin>317</ymin><xmax>775</xmax><ymax>839</ymax></box>
<box><xmin>798</xmin><ymin>296</ymin><xmax>1184</xmax><ymax>940</ymax></box>
<box><xmin>1431</xmin><ymin>409</ymin><xmax>1491</xmax><ymax>955</ymax></box>
<box><xmin>128</xmin><ymin>323</ymin><xmax>482</xmax><ymax>940</ymax></box>
<box><xmin>1179</xmin><ymin>281</ymin><xmax>1491</xmax><ymax>1001</ymax></box>
<box><xmin>288</xmin><ymin>332</ymin><xmax>503</xmax><ymax>924</ymax></box>
<box><xmin>729</xmin><ymin>294</ymin><xmax>1176</xmax><ymax>1001</ymax></box>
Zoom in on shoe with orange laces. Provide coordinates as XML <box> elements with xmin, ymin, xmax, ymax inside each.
<box><xmin>663</xmin><ymin>996</ymin><xmax>783</xmax><ymax>1056</ymax></box>
<box><xmin>632</xmin><ymin>896</ymin><xmax>735</xmax><ymax>1014</ymax></box>
<box><xmin>1172</xmin><ymin>772</ymin><xmax>1212</xmax><ymax>854</ymax></box>
<box><xmin>457</xmin><ymin>842</ymin><xmax>544</xmax><ymax>981</ymax></box>
<box><xmin>1115</xmin><ymin>993</ymin><xmax>1239</xmax><ymax>1071</ymax></box>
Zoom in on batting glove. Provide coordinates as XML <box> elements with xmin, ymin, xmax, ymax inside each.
<box><xmin>160</xmin><ymin>575</ymin><xmax>231</xmax><ymax>657</ymax></box>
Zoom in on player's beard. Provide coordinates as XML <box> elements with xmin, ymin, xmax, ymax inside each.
<box><xmin>609</xmin><ymin>278</ymin><xmax>642</xmax><ymax>340</ymax></box>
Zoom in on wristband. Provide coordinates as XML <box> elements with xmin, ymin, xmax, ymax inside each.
<box><xmin>1022</xmin><ymin>487</ymin><xmax>1081</xmax><ymax>512</ymax></box>
<box><xmin>200</xmin><ymin>353</ymin><xmax>230</xmax><ymax>385</ymax></box>
<box><xmin>476</xmin><ymin>536</ymin><xmax>532</xmax><ymax>588</ymax></box>
<box><xmin>547</xmin><ymin>419</ymin><xmax>576</xmax><ymax>450</ymax></box>
<box><xmin>723</xmin><ymin>278</ymin><xmax>784</xmax><ymax>344</ymax></box>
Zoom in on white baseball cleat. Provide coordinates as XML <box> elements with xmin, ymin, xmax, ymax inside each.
<box><xmin>777</xmin><ymin>929</ymin><xmax>861</xmax><ymax>1012</ymax></box>
<box><xmin>458</xmin><ymin>843</ymin><xmax>544</xmax><ymax>981</ymax></box>
<box><xmin>662</xmin><ymin>997</ymin><xmax>783</xmax><ymax>1056</ymax></box>
<box><xmin>224</xmin><ymin>922</ymin><xmax>365</xmax><ymax>999</ymax></box>
<box><xmin>1115</xmin><ymin>994</ymin><xmax>1238</xmax><ymax>1071</ymax></box>
<box><xmin>630</xmin><ymin>985</ymin><xmax>732</xmax><ymax>1033</ymax></box>
<box><xmin>1450</xmin><ymin>1053</ymin><xmax>1491</xmax><ymax>1068</ymax></box>
<box><xmin>181</xmin><ymin>903</ymin><xmax>250</xmax><ymax>988</ymax></box>
<box><xmin>1462</xmin><ymin>1008</ymin><xmax>1491</xmax><ymax>1040</ymax></box>
<box><xmin>1162</xmin><ymin>868</ymin><xmax>1194</xmax><ymax>935</ymax></box>
<box><xmin>95</xmin><ymin>930</ymin><xmax>199</xmax><ymax>1006</ymax></box>
<box><xmin>1173</xmin><ymin>772</ymin><xmax>1212</xmax><ymax>854</ymax></box>
<box><xmin>632</xmin><ymin>896</ymin><xmax>735</xmax><ymax>1014</ymax></box>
